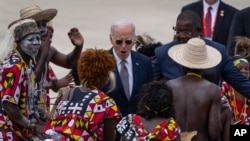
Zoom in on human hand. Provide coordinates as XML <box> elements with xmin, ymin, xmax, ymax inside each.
<box><xmin>68</xmin><ymin>27</ymin><xmax>84</xmax><ymax>48</ymax></box>
<box><xmin>29</xmin><ymin>118</ymin><xmax>38</xmax><ymax>132</ymax></box>
<box><xmin>37</xmin><ymin>105</ymin><xmax>51</xmax><ymax>121</ymax></box>
<box><xmin>40</xmin><ymin>26</ymin><xmax>53</xmax><ymax>55</ymax></box>
<box><xmin>50</xmin><ymin>72</ymin><xmax>74</xmax><ymax>92</ymax></box>
<box><xmin>56</xmin><ymin>72</ymin><xmax>74</xmax><ymax>88</ymax></box>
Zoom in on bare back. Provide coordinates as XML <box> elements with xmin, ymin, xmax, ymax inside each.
<box><xmin>167</xmin><ymin>76</ymin><xmax>221</xmax><ymax>141</ymax></box>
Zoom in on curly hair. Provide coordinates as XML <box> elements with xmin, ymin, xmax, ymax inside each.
<box><xmin>77</xmin><ymin>48</ymin><xmax>116</xmax><ymax>89</ymax></box>
<box><xmin>136</xmin><ymin>80</ymin><xmax>175</xmax><ymax>119</ymax></box>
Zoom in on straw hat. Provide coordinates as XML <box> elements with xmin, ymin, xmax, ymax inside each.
<box><xmin>168</xmin><ymin>37</ymin><xmax>221</xmax><ymax>69</ymax></box>
<box><xmin>8</xmin><ymin>4</ymin><xmax>57</xmax><ymax>28</ymax></box>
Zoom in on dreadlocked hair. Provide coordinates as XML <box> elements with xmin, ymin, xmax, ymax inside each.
<box><xmin>77</xmin><ymin>48</ymin><xmax>116</xmax><ymax>89</ymax></box>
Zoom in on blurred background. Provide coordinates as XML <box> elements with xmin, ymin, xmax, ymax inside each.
<box><xmin>0</xmin><ymin>0</ymin><xmax>249</xmax><ymax>96</ymax></box>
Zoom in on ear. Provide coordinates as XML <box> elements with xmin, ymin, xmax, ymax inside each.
<box><xmin>109</xmin><ymin>34</ymin><xmax>113</xmax><ymax>41</ymax></box>
<box><xmin>109</xmin><ymin>34</ymin><xmax>113</xmax><ymax>42</ymax></box>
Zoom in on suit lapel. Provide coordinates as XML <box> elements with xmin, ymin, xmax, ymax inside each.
<box><xmin>130</xmin><ymin>52</ymin><xmax>140</xmax><ymax>98</ymax></box>
<box><xmin>197</xmin><ymin>2</ymin><xmax>203</xmax><ymax>18</ymax></box>
<box><xmin>213</xmin><ymin>2</ymin><xmax>225</xmax><ymax>40</ymax></box>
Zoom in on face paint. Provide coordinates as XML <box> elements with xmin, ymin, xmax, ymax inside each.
<box><xmin>20</xmin><ymin>33</ymin><xmax>41</xmax><ymax>57</ymax></box>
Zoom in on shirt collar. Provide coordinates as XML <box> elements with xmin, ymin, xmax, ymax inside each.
<box><xmin>203</xmin><ymin>0</ymin><xmax>220</xmax><ymax>11</ymax></box>
<box><xmin>112</xmin><ymin>48</ymin><xmax>132</xmax><ymax>65</ymax></box>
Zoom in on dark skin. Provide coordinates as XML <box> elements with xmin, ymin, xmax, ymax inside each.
<box><xmin>3</xmin><ymin>102</ymin><xmax>45</xmax><ymax>134</ymax></box>
<box><xmin>36</xmin><ymin>26</ymin><xmax>83</xmax><ymax>91</ymax></box>
<box><xmin>103</xmin><ymin>118</ymin><xmax>116</xmax><ymax>141</ymax></box>
<box><xmin>48</xmin><ymin>27</ymin><xmax>83</xmax><ymax>69</ymax></box>
<box><xmin>35</xmin><ymin>26</ymin><xmax>73</xmax><ymax>92</ymax></box>
<box><xmin>174</xmin><ymin>19</ymin><xmax>201</xmax><ymax>43</ymax></box>
<box><xmin>35</xmin><ymin>26</ymin><xmax>52</xmax><ymax>83</ymax></box>
<box><xmin>220</xmin><ymin>103</ymin><xmax>232</xmax><ymax>141</ymax></box>
<box><xmin>174</xmin><ymin>15</ymin><xmax>231</xmax><ymax>141</ymax></box>
<box><xmin>3</xmin><ymin>44</ymin><xmax>45</xmax><ymax>135</ymax></box>
<box><xmin>166</xmin><ymin>75</ymin><xmax>221</xmax><ymax>141</ymax></box>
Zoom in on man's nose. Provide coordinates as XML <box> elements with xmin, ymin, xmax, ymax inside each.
<box><xmin>33</xmin><ymin>38</ymin><xmax>41</xmax><ymax>45</ymax></box>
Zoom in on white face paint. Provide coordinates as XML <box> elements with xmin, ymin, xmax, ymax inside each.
<box><xmin>20</xmin><ymin>33</ymin><xmax>41</xmax><ymax>57</ymax></box>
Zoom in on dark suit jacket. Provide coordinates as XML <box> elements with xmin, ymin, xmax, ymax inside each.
<box><xmin>181</xmin><ymin>0</ymin><xmax>238</xmax><ymax>46</ymax></box>
<box><xmin>227</xmin><ymin>7</ymin><xmax>250</xmax><ymax>56</ymax></box>
<box><xmin>105</xmin><ymin>48</ymin><xmax>153</xmax><ymax>116</ymax></box>
<box><xmin>152</xmin><ymin>39</ymin><xmax>250</xmax><ymax>99</ymax></box>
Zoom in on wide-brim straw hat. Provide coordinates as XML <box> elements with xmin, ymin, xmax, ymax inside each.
<box><xmin>8</xmin><ymin>4</ymin><xmax>57</xmax><ymax>28</ymax></box>
<box><xmin>168</xmin><ymin>37</ymin><xmax>222</xmax><ymax>69</ymax></box>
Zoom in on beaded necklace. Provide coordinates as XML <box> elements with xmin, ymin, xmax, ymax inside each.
<box><xmin>231</xmin><ymin>88</ymin><xmax>247</xmax><ymax>123</ymax></box>
<box><xmin>15</xmin><ymin>49</ymin><xmax>36</xmax><ymax>115</ymax></box>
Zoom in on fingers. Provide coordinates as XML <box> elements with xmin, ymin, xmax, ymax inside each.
<box><xmin>70</xmin><ymin>27</ymin><xmax>78</xmax><ymax>33</ymax></box>
<box><xmin>30</xmin><ymin>118</ymin><xmax>38</xmax><ymax>132</ymax></box>
<box><xmin>47</xmin><ymin>26</ymin><xmax>54</xmax><ymax>34</ymax></box>
<box><xmin>68</xmin><ymin>27</ymin><xmax>79</xmax><ymax>37</ymax></box>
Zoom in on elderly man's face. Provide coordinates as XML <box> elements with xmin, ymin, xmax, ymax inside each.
<box><xmin>20</xmin><ymin>33</ymin><xmax>41</xmax><ymax>57</ymax></box>
<box><xmin>110</xmin><ymin>26</ymin><xmax>135</xmax><ymax>60</ymax></box>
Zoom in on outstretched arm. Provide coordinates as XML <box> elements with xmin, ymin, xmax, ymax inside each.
<box><xmin>45</xmin><ymin>71</ymin><xmax>73</xmax><ymax>92</ymax></box>
<box><xmin>50</xmin><ymin>27</ymin><xmax>84</xmax><ymax>69</ymax></box>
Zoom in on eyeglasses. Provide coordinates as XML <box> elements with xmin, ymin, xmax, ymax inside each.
<box><xmin>173</xmin><ymin>26</ymin><xmax>193</xmax><ymax>37</ymax></box>
<box><xmin>115</xmin><ymin>39</ymin><xmax>133</xmax><ymax>45</ymax></box>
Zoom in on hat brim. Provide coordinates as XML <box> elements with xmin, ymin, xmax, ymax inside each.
<box><xmin>168</xmin><ymin>43</ymin><xmax>222</xmax><ymax>69</ymax></box>
<box><xmin>27</xmin><ymin>9</ymin><xmax>57</xmax><ymax>22</ymax></box>
<box><xmin>8</xmin><ymin>9</ymin><xmax>57</xmax><ymax>28</ymax></box>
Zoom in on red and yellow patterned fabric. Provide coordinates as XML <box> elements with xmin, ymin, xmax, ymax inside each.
<box><xmin>0</xmin><ymin>50</ymin><xmax>35</xmax><ymax>140</ymax></box>
<box><xmin>35</xmin><ymin>63</ymin><xmax>57</xmax><ymax>112</ymax></box>
<box><xmin>116</xmin><ymin>114</ymin><xmax>181</xmax><ymax>141</ymax></box>
<box><xmin>221</xmin><ymin>81</ymin><xmax>250</xmax><ymax>125</ymax></box>
<box><xmin>44</xmin><ymin>88</ymin><xmax>121</xmax><ymax>140</ymax></box>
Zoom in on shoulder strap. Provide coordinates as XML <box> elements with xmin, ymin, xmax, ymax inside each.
<box><xmin>61</xmin><ymin>87</ymin><xmax>76</xmax><ymax>101</ymax></box>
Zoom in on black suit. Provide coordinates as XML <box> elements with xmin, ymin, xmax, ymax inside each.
<box><xmin>152</xmin><ymin>39</ymin><xmax>250</xmax><ymax>99</ymax></box>
<box><xmin>105</xmin><ymin>48</ymin><xmax>153</xmax><ymax>116</ymax></box>
<box><xmin>103</xmin><ymin>48</ymin><xmax>153</xmax><ymax>141</ymax></box>
<box><xmin>227</xmin><ymin>7</ymin><xmax>250</xmax><ymax>56</ymax></box>
<box><xmin>181</xmin><ymin>0</ymin><xmax>238</xmax><ymax>46</ymax></box>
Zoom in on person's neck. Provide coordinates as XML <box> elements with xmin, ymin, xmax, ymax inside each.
<box><xmin>186</xmin><ymin>72</ymin><xmax>202</xmax><ymax>78</ymax></box>
<box><xmin>16</xmin><ymin>48</ymin><xmax>31</xmax><ymax>66</ymax></box>
<box><xmin>204</xmin><ymin>0</ymin><xmax>218</xmax><ymax>5</ymax></box>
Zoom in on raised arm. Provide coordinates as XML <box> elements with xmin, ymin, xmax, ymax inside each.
<box><xmin>35</xmin><ymin>27</ymin><xmax>52</xmax><ymax>82</ymax></box>
<box><xmin>50</xmin><ymin>28</ymin><xmax>84</xmax><ymax>69</ymax></box>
